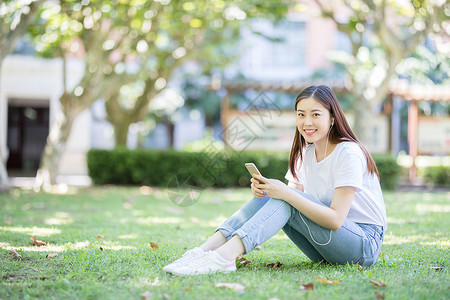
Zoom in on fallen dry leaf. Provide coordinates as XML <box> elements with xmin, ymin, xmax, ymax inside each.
<box><xmin>315</xmin><ymin>278</ymin><xmax>341</xmax><ymax>284</ymax></box>
<box><xmin>265</xmin><ymin>262</ymin><xmax>283</xmax><ymax>268</ymax></box>
<box><xmin>46</xmin><ymin>253</ymin><xmax>58</xmax><ymax>258</ymax></box>
<box><xmin>8</xmin><ymin>274</ymin><xmax>23</xmax><ymax>280</ymax></box>
<box><xmin>374</xmin><ymin>292</ymin><xmax>385</xmax><ymax>300</ymax></box>
<box><xmin>299</xmin><ymin>282</ymin><xmax>315</xmax><ymax>291</ymax></box>
<box><xmin>141</xmin><ymin>291</ymin><xmax>152</xmax><ymax>300</ymax></box>
<box><xmin>139</xmin><ymin>186</ymin><xmax>153</xmax><ymax>195</ymax></box>
<box><xmin>150</xmin><ymin>242</ymin><xmax>159</xmax><ymax>249</ymax></box>
<box><xmin>123</xmin><ymin>202</ymin><xmax>133</xmax><ymax>209</ymax></box>
<box><xmin>255</xmin><ymin>245</ymin><xmax>262</xmax><ymax>250</ymax></box>
<box><xmin>370</xmin><ymin>280</ymin><xmax>387</xmax><ymax>288</ymax></box>
<box><xmin>183</xmin><ymin>285</ymin><xmax>193</xmax><ymax>292</ymax></box>
<box><xmin>30</xmin><ymin>236</ymin><xmax>47</xmax><ymax>246</ymax></box>
<box><xmin>9</xmin><ymin>250</ymin><xmax>22</xmax><ymax>259</ymax></box>
<box><xmin>4</xmin><ymin>220</ymin><xmax>12</xmax><ymax>225</ymax></box>
<box><xmin>237</xmin><ymin>256</ymin><xmax>252</xmax><ymax>265</ymax></box>
<box><xmin>96</xmin><ymin>235</ymin><xmax>103</xmax><ymax>239</ymax></box>
<box><xmin>215</xmin><ymin>282</ymin><xmax>245</xmax><ymax>292</ymax></box>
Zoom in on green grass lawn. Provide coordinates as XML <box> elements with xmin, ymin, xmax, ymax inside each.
<box><xmin>1</xmin><ymin>186</ymin><xmax>449</xmax><ymax>299</ymax></box>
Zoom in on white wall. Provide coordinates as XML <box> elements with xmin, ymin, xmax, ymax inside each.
<box><xmin>0</xmin><ymin>55</ymin><xmax>89</xmax><ymax>176</ymax></box>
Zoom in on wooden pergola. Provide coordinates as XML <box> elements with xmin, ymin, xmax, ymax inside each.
<box><xmin>389</xmin><ymin>80</ymin><xmax>450</xmax><ymax>180</ymax></box>
<box><xmin>213</xmin><ymin>79</ymin><xmax>450</xmax><ymax>181</ymax></box>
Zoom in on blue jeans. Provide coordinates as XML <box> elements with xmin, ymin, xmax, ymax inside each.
<box><xmin>216</xmin><ymin>189</ymin><xmax>384</xmax><ymax>267</ymax></box>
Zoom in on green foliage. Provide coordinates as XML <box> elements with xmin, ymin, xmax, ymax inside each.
<box><xmin>87</xmin><ymin>148</ymin><xmax>288</xmax><ymax>188</ymax></box>
<box><xmin>372</xmin><ymin>154</ymin><xmax>401</xmax><ymax>190</ymax></box>
<box><xmin>88</xmin><ymin>149</ymin><xmax>401</xmax><ymax>190</ymax></box>
<box><xmin>423</xmin><ymin>165</ymin><xmax>450</xmax><ymax>186</ymax></box>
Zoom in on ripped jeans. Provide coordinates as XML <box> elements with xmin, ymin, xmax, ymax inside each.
<box><xmin>216</xmin><ymin>189</ymin><xmax>384</xmax><ymax>266</ymax></box>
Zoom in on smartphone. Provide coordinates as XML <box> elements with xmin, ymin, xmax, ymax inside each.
<box><xmin>245</xmin><ymin>163</ymin><xmax>261</xmax><ymax>178</ymax></box>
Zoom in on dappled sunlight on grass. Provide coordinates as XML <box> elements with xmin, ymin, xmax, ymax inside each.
<box><xmin>136</xmin><ymin>217</ymin><xmax>183</xmax><ymax>225</ymax></box>
<box><xmin>415</xmin><ymin>203</ymin><xmax>450</xmax><ymax>213</ymax></box>
<box><xmin>270</xmin><ymin>233</ymin><xmax>290</xmax><ymax>241</ymax></box>
<box><xmin>44</xmin><ymin>217</ymin><xmax>73</xmax><ymax>225</ymax></box>
<box><xmin>420</xmin><ymin>240</ymin><xmax>449</xmax><ymax>248</ymax></box>
<box><xmin>69</xmin><ymin>241</ymin><xmax>91</xmax><ymax>250</ymax></box>
<box><xmin>205</xmin><ymin>216</ymin><xmax>228</xmax><ymax>228</ymax></box>
<box><xmin>0</xmin><ymin>226</ymin><xmax>61</xmax><ymax>236</ymax></box>
<box><xmin>0</xmin><ymin>240</ymin><xmax>93</xmax><ymax>252</ymax></box>
<box><xmin>119</xmin><ymin>218</ymin><xmax>130</xmax><ymax>224</ymax></box>
<box><xmin>134</xmin><ymin>276</ymin><xmax>166</xmax><ymax>288</ymax></box>
<box><xmin>118</xmin><ymin>234</ymin><xmax>138</xmax><ymax>240</ymax></box>
<box><xmin>0</xmin><ymin>242</ymin><xmax>66</xmax><ymax>252</ymax></box>
<box><xmin>101</xmin><ymin>245</ymin><xmax>137</xmax><ymax>250</ymax></box>
<box><xmin>386</xmin><ymin>217</ymin><xmax>419</xmax><ymax>224</ymax></box>
<box><xmin>0</xmin><ymin>239</ymin><xmax>138</xmax><ymax>252</ymax></box>
<box><xmin>131</xmin><ymin>210</ymin><xmax>148</xmax><ymax>217</ymax></box>
<box><xmin>383</xmin><ymin>234</ymin><xmax>438</xmax><ymax>245</ymax></box>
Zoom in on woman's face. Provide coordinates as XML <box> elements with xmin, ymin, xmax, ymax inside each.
<box><xmin>296</xmin><ymin>97</ymin><xmax>333</xmax><ymax>146</ymax></box>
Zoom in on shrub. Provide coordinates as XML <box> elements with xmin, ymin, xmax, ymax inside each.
<box><xmin>372</xmin><ymin>154</ymin><xmax>401</xmax><ymax>190</ymax></box>
<box><xmin>424</xmin><ymin>166</ymin><xmax>450</xmax><ymax>187</ymax></box>
<box><xmin>88</xmin><ymin>149</ymin><xmax>401</xmax><ymax>190</ymax></box>
<box><xmin>87</xmin><ymin>149</ymin><xmax>288</xmax><ymax>188</ymax></box>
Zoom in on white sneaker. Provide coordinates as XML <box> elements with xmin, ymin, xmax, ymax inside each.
<box><xmin>162</xmin><ymin>247</ymin><xmax>204</xmax><ymax>273</ymax></box>
<box><xmin>171</xmin><ymin>251</ymin><xmax>236</xmax><ymax>276</ymax></box>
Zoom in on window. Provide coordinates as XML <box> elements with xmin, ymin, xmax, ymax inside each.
<box><xmin>239</xmin><ymin>19</ymin><xmax>307</xmax><ymax>80</ymax></box>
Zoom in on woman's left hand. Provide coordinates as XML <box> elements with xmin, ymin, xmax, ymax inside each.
<box><xmin>252</xmin><ymin>174</ymin><xmax>290</xmax><ymax>200</ymax></box>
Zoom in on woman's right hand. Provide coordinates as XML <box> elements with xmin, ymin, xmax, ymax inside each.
<box><xmin>250</xmin><ymin>177</ymin><xmax>266</xmax><ymax>199</ymax></box>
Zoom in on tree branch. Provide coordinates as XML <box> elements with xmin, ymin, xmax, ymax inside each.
<box><xmin>0</xmin><ymin>0</ymin><xmax>43</xmax><ymax>61</ymax></box>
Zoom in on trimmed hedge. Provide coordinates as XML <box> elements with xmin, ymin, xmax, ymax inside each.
<box><xmin>87</xmin><ymin>148</ymin><xmax>288</xmax><ymax>188</ymax></box>
<box><xmin>424</xmin><ymin>166</ymin><xmax>450</xmax><ymax>187</ymax></box>
<box><xmin>372</xmin><ymin>154</ymin><xmax>401</xmax><ymax>190</ymax></box>
<box><xmin>87</xmin><ymin>149</ymin><xmax>401</xmax><ymax>190</ymax></box>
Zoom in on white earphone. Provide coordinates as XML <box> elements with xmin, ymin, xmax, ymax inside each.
<box><xmin>324</xmin><ymin>117</ymin><xmax>335</xmax><ymax>160</ymax></box>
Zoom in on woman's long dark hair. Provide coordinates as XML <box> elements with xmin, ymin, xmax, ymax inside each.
<box><xmin>289</xmin><ymin>85</ymin><xmax>379</xmax><ymax>180</ymax></box>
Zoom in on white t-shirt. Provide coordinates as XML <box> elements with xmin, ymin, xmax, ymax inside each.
<box><xmin>285</xmin><ymin>142</ymin><xmax>387</xmax><ymax>230</ymax></box>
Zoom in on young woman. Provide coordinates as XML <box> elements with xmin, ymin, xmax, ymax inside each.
<box><xmin>163</xmin><ymin>85</ymin><xmax>387</xmax><ymax>276</ymax></box>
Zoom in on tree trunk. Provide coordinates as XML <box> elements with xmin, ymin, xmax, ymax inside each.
<box><xmin>352</xmin><ymin>90</ymin><xmax>370</xmax><ymax>143</ymax></box>
<box><xmin>114</xmin><ymin>121</ymin><xmax>132</xmax><ymax>147</ymax></box>
<box><xmin>104</xmin><ymin>92</ymin><xmax>133</xmax><ymax>147</ymax></box>
<box><xmin>0</xmin><ymin>61</ymin><xmax>9</xmax><ymax>192</ymax></box>
<box><xmin>35</xmin><ymin>93</ymin><xmax>82</xmax><ymax>190</ymax></box>
<box><xmin>0</xmin><ymin>156</ymin><xmax>8</xmax><ymax>192</ymax></box>
<box><xmin>167</xmin><ymin>122</ymin><xmax>175</xmax><ymax>148</ymax></box>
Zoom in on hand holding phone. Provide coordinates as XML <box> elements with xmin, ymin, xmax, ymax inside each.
<box><xmin>245</xmin><ymin>162</ymin><xmax>266</xmax><ymax>197</ymax></box>
<box><xmin>245</xmin><ymin>163</ymin><xmax>265</xmax><ymax>184</ymax></box>
<box><xmin>245</xmin><ymin>163</ymin><xmax>261</xmax><ymax>177</ymax></box>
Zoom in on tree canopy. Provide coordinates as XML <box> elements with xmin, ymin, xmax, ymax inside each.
<box><xmin>313</xmin><ymin>0</ymin><xmax>448</xmax><ymax>140</ymax></box>
<box><xmin>27</xmin><ymin>0</ymin><xmax>289</xmax><ymax>188</ymax></box>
